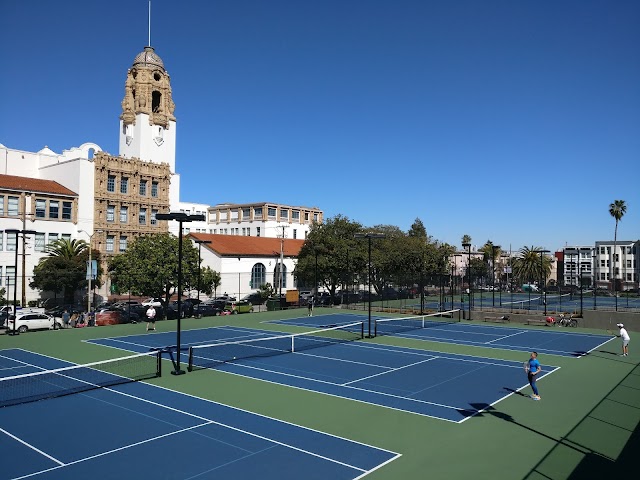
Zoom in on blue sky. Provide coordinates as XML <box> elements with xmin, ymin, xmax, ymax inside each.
<box><xmin>1</xmin><ymin>0</ymin><xmax>638</xmax><ymax>253</ymax></box>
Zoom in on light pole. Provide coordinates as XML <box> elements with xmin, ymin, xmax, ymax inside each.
<box><xmin>580</xmin><ymin>264</ymin><xmax>586</xmax><ymax>316</ymax></box>
<box><xmin>491</xmin><ymin>245</ymin><xmax>501</xmax><ymax>308</ymax></box>
<box><xmin>462</xmin><ymin>242</ymin><xmax>472</xmax><ymax>320</ymax></box>
<box><xmin>5</xmin><ymin>229</ymin><xmax>37</xmax><ymax>336</ymax></box>
<box><xmin>592</xmin><ymin>252</ymin><xmax>597</xmax><ymax>310</ymax></box>
<box><xmin>79</xmin><ymin>229</ymin><xmax>103</xmax><ymax>317</ymax></box>
<box><xmin>156</xmin><ymin>213</ymin><xmax>205</xmax><ymax>375</ymax></box>
<box><xmin>194</xmin><ymin>239</ymin><xmax>211</xmax><ymax>318</ymax></box>
<box><xmin>540</xmin><ymin>249</ymin><xmax>550</xmax><ymax>315</ymax></box>
<box><xmin>355</xmin><ymin>232</ymin><xmax>385</xmax><ymax>337</ymax></box>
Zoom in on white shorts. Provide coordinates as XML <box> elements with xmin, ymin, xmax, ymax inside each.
<box><xmin>623</xmin><ymin>339</ymin><xmax>629</xmax><ymax>347</ymax></box>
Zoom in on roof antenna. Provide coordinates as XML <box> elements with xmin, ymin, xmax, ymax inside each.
<box><xmin>148</xmin><ymin>0</ymin><xmax>151</xmax><ymax>46</ymax></box>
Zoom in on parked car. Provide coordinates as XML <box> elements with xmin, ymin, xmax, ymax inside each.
<box><xmin>223</xmin><ymin>300</ymin><xmax>254</xmax><ymax>314</ymax></box>
<box><xmin>195</xmin><ymin>303</ymin><xmax>223</xmax><ymax>317</ymax></box>
<box><xmin>241</xmin><ymin>292</ymin><xmax>266</xmax><ymax>305</ymax></box>
<box><xmin>3</xmin><ymin>312</ymin><xmax>61</xmax><ymax>333</ymax></box>
<box><xmin>142</xmin><ymin>298</ymin><xmax>165</xmax><ymax>308</ymax></box>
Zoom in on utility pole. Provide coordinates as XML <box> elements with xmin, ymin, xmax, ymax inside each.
<box><xmin>279</xmin><ymin>226</ymin><xmax>286</xmax><ymax>300</ymax></box>
<box><xmin>21</xmin><ymin>193</ymin><xmax>32</xmax><ymax>307</ymax></box>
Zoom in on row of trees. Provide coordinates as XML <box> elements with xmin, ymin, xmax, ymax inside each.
<box><xmin>26</xmin><ymin>200</ymin><xmax>628</xmax><ymax>305</ymax></box>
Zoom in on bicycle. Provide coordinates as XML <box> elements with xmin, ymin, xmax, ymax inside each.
<box><xmin>557</xmin><ymin>313</ymin><xmax>577</xmax><ymax>327</ymax></box>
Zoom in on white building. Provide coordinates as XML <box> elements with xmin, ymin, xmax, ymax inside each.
<box><xmin>562</xmin><ymin>246</ymin><xmax>594</xmax><ymax>289</ymax></box>
<box><xmin>594</xmin><ymin>240</ymin><xmax>639</xmax><ymax>292</ymax></box>
<box><xmin>1</xmin><ymin>43</ymin><xmax>322</xmax><ymax>306</ymax></box>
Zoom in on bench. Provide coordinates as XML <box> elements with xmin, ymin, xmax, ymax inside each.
<box><xmin>483</xmin><ymin>315</ymin><xmax>510</xmax><ymax>323</ymax></box>
<box><xmin>526</xmin><ymin>317</ymin><xmax>550</xmax><ymax>326</ymax></box>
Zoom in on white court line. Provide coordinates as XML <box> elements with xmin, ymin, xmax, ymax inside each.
<box><xmin>0</xmin><ymin>427</ymin><xmax>65</xmax><ymax>467</ymax></box>
<box><xmin>5</xmin><ymin>350</ymin><xmax>392</xmax><ymax>477</ymax></box>
<box><xmin>484</xmin><ymin>331</ymin><xmax>526</xmax><ymax>344</ymax></box>
<box><xmin>581</xmin><ymin>335</ymin><xmax>617</xmax><ymax>357</ymax></box>
<box><xmin>458</xmin><ymin>365</ymin><xmax>562</xmax><ymax>423</ymax></box>
<box><xmin>341</xmin><ymin>357</ymin><xmax>438</xmax><ymax>386</ymax></box>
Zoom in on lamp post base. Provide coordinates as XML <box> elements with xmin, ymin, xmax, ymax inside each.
<box><xmin>171</xmin><ymin>369</ymin><xmax>186</xmax><ymax>376</ymax></box>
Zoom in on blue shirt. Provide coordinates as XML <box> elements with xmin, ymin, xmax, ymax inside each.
<box><xmin>528</xmin><ymin>358</ymin><xmax>540</xmax><ymax>375</ymax></box>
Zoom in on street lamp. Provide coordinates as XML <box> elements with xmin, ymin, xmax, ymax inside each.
<box><xmin>491</xmin><ymin>245</ymin><xmax>501</xmax><ymax>308</ymax></box>
<box><xmin>580</xmin><ymin>264</ymin><xmax>586</xmax><ymax>316</ymax></box>
<box><xmin>156</xmin><ymin>212</ymin><xmax>205</xmax><ymax>375</ymax></box>
<box><xmin>194</xmin><ymin>239</ymin><xmax>212</xmax><ymax>318</ymax></box>
<box><xmin>5</xmin><ymin>229</ymin><xmax>37</xmax><ymax>336</ymax></box>
<box><xmin>592</xmin><ymin>252</ymin><xmax>597</xmax><ymax>310</ymax></box>
<box><xmin>79</xmin><ymin>229</ymin><xmax>103</xmax><ymax>317</ymax></box>
<box><xmin>355</xmin><ymin>232</ymin><xmax>385</xmax><ymax>337</ymax></box>
<box><xmin>540</xmin><ymin>249</ymin><xmax>550</xmax><ymax>315</ymax></box>
<box><xmin>462</xmin><ymin>242</ymin><xmax>472</xmax><ymax>320</ymax></box>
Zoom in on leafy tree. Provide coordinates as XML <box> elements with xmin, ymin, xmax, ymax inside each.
<box><xmin>108</xmin><ymin>233</ymin><xmax>199</xmax><ymax>305</ymax></box>
<box><xmin>30</xmin><ymin>238</ymin><xmax>103</xmax><ymax>304</ymax></box>
<box><xmin>200</xmin><ymin>267</ymin><xmax>221</xmax><ymax>298</ymax></box>
<box><xmin>609</xmin><ymin>199</ymin><xmax>627</xmax><ymax>292</ymax></box>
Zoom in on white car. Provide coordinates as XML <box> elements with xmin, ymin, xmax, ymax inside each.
<box><xmin>3</xmin><ymin>312</ymin><xmax>61</xmax><ymax>333</ymax></box>
<box><xmin>142</xmin><ymin>298</ymin><xmax>164</xmax><ymax>307</ymax></box>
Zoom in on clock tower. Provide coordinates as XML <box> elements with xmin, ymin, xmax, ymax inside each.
<box><xmin>119</xmin><ymin>46</ymin><xmax>177</xmax><ymax>175</ymax></box>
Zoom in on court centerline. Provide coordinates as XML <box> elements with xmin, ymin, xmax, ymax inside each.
<box><xmin>341</xmin><ymin>357</ymin><xmax>438</xmax><ymax>386</ymax></box>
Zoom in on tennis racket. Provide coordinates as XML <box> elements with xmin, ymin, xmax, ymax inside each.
<box><xmin>523</xmin><ymin>362</ymin><xmax>529</xmax><ymax>373</ymax></box>
<box><xmin>606</xmin><ymin>317</ymin><xmax>613</xmax><ymax>335</ymax></box>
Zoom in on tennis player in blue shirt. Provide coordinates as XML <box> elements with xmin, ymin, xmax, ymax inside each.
<box><xmin>526</xmin><ymin>351</ymin><xmax>542</xmax><ymax>400</ymax></box>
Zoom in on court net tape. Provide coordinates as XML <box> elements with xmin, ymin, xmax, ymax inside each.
<box><xmin>0</xmin><ymin>351</ymin><xmax>161</xmax><ymax>408</ymax></box>
<box><xmin>374</xmin><ymin>309</ymin><xmax>461</xmax><ymax>337</ymax></box>
<box><xmin>188</xmin><ymin>321</ymin><xmax>364</xmax><ymax>372</ymax></box>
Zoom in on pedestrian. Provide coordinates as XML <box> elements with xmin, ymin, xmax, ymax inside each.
<box><xmin>617</xmin><ymin>323</ymin><xmax>630</xmax><ymax>356</ymax></box>
<box><xmin>62</xmin><ymin>309</ymin><xmax>70</xmax><ymax>329</ymax></box>
<box><xmin>146</xmin><ymin>305</ymin><xmax>157</xmax><ymax>331</ymax></box>
<box><xmin>525</xmin><ymin>351</ymin><xmax>542</xmax><ymax>400</ymax></box>
<box><xmin>308</xmin><ymin>296</ymin><xmax>314</xmax><ymax>316</ymax></box>
<box><xmin>69</xmin><ymin>312</ymin><xmax>78</xmax><ymax>328</ymax></box>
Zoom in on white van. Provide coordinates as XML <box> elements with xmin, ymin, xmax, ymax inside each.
<box><xmin>3</xmin><ymin>312</ymin><xmax>61</xmax><ymax>333</ymax></box>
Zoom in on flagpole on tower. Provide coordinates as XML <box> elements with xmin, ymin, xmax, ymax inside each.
<box><xmin>148</xmin><ymin>1</ymin><xmax>151</xmax><ymax>46</ymax></box>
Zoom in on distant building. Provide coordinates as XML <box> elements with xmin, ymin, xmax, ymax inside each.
<box><xmin>594</xmin><ymin>240</ymin><xmax>639</xmax><ymax>292</ymax></box>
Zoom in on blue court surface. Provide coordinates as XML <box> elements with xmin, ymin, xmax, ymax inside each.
<box><xmin>88</xmin><ymin>326</ymin><xmax>560</xmax><ymax>422</ymax></box>
<box><xmin>0</xmin><ymin>348</ymin><xmax>398</xmax><ymax>480</ymax></box>
<box><xmin>270</xmin><ymin>314</ymin><xmax>615</xmax><ymax>357</ymax></box>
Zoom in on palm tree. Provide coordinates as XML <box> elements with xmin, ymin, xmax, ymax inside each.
<box><xmin>609</xmin><ymin>200</ymin><xmax>627</xmax><ymax>299</ymax></box>
<box><xmin>46</xmin><ymin>238</ymin><xmax>88</xmax><ymax>259</ymax></box>
<box><xmin>512</xmin><ymin>246</ymin><xmax>551</xmax><ymax>289</ymax></box>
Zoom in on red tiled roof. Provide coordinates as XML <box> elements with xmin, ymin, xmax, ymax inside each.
<box><xmin>0</xmin><ymin>174</ymin><xmax>77</xmax><ymax>196</ymax></box>
<box><xmin>189</xmin><ymin>233</ymin><xmax>305</xmax><ymax>257</ymax></box>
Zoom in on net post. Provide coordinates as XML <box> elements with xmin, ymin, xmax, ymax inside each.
<box><xmin>374</xmin><ymin>320</ymin><xmax>377</xmax><ymax>337</ymax></box>
<box><xmin>156</xmin><ymin>350</ymin><xmax>162</xmax><ymax>377</ymax></box>
<box><xmin>360</xmin><ymin>321</ymin><xmax>364</xmax><ymax>339</ymax></box>
<box><xmin>187</xmin><ymin>347</ymin><xmax>194</xmax><ymax>372</ymax></box>
<box><xmin>291</xmin><ymin>336</ymin><xmax>295</xmax><ymax>353</ymax></box>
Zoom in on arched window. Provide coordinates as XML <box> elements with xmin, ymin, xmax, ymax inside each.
<box><xmin>251</xmin><ymin>263</ymin><xmax>266</xmax><ymax>289</ymax></box>
<box><xmin>152</xmin><ymin>91</ymin><xmax>162</xmax><ymax>112</ymax></box>
<box><xmin>274</xmin><ymin>263</ymin><xmax>287</xmax><ymax>289</ymax></box>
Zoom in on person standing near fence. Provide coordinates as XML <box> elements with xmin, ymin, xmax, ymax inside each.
<box><xmin>146</xmin><ymin>305</ymin><xmax>157</xmax><ymax>331</ymax></box>
<box><xmin>617</xmin><ymin>324</ymin><xmax>630</xmax><ymax>356</ymax></box>
<box><xmin>308</xmin><ymin>296</ymin><xmax>314</xmax><ymax>316</ymax></box>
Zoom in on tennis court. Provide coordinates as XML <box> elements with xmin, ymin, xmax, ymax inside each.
<box><xmin>271</xmin><ymin>313</ymin><xmax>615</xmax><ymax>357</ymax></box>
<box><xmin>88</xmin><ymin>325</ymin><xmax>559</xmax><ymax>422</ymax></box>
<box><xmin>0</xmin><ymin>348</ymin><xmax>397</xmax><ymax>480</ymax></box>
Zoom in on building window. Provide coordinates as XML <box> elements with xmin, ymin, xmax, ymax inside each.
<box><xmin>313</xmin><ymin>213</ymin><xmax>318</xmax><ymax>222</ymax></box>
<box><xmin>184</xmin><ymin>228</ymin><xmax>190</xmax><ymax>234</ymax></box>
<box><xmin>62</xmin><ymin>201</ymin><xmax>72</xmax><ymax>220</ymax></box>
<box><xmin>268</xmin><ymin>207</ymin><xmax>277</xmax><ymax>219</ymax></box>
<box><xmin>139</xmin><ymin>180</ymin><xmax>147</xmax><ymax>196</ymax></box>
<box><xmin>139</xmin><ymin>208</ymin><xmax>147</xmax><ymax>225</ymax></box>
<box><xmin>106</xmin><ymin>205</ymin><xmax>115</xmax><ymax>222</ymax></box>
<box><xmin>256</xmin><ymin>227</ymin><xmax>261</xmax><ymax>237</ymax></box>
<box><xmin>107</xmin><ymin>175</ymin><xmax>116</xmax><ymax>192</ymax></box>
<box><xmin>33</xmin><ymin>232</ymin><xmax>45</xmax><ymax>252</ymax></box>
<box><xmin>6</xmin><ymin>266</ymin><xmax>15</xmax><ymax>286</ymax></box>
<box><xmin>49</xmin><ymin>200</ymin><xmax>59</xmax><ymax>219</ymax></box>
<box><xmin>0</xmin><ymin>231</ymin><xmax>3</xmax><ymax>250</ymax></box>
<box><xmin>292</xmin><ymin>210</ymin><xmax>300</xmax><ymax>221</ymax></box>
<box><xmin>614</xmin><ymin>254</ymin><xmax>619</xmax><ymax>263</ymax></box>
<box><xmin>120</xmin><ymin>177</ymin><xmax>128</xmax><ymax>194</ymax></box>
<box><xmin>0</xmin><ymin>195</ymin><xmax>4</xmax><ymax>215</ymax></box>
<box><xmin>280</xmin><ymin>209</ymin><xmax>289</xmax><ymax>220</ymax></box>
<box><xmin>48</xmin><ymin>233</ymin><xmax>58</xmax><ymax>244</ymax></box>
<box><xmin>242</xmin><ymin>208</ymin><xmax>250</xmax><ymax>219</ymax></box>
<box><xmin>119</xmin><ymin>236</ymin><xmax>128</xmax><ymax>252</ymax></box>
<box><xmin>7</xmin><ymin>196</ymin><xmax>19</xmax><ymax>216</ymax></box>
<box><xmin>151</xmin><ymin>209</ymin><xmax>158</xmax><ymax>225</ymax></box>
<box><xmin>274</xmin><ymin>263</ymin><xmax>287</xmax><ymax>289</ymax></box>
<box><xmin>151</xmin><ymin>182</ymin><xmax>158</xmax><ymax>197</ymax></box>
<box><xmin>627</xmin><ymin>260</ymin><xmax>632</xmax><ymax>268</ymax></box>
<box><xmin>304</xmin><ymin>212</ymin><xmax>309</xmax><ymax>222</ymax></box>
<box><xmin>120</xmin><ymin>206</ymin><xmax>128</xmax><ymax>223</ymax></box>
<box><xmin>600</xmin><ymin>260</ymin><xmax>605</xmax><ymax>267</ymax></box>
<box><xmin>62</xmin><ymin>233</ymin><xmax>71</xmax><ymax>242</ymax></box>
<box><xmin>254</xmin><ymin>207</ymin><xmax>262</xmax><ymax>218</ymax></box>
<box><xmin>106</xmin><ymin>235</ymin><xmax>114</xmax><ymax>252</ymax></box>
<box><xmin>251</xmin><ymin>263</ymin><xmax>266</xmax><ymax>289</ymax></box>
<box><xmin>35</xmin><ymin>199</ymin><xmax>46</xmax><ymax>218</ymax></box>
<box><xmin>627</xmin><ymin>273</ymin><xmax>632</xmax><ymax>281</ymax></box>
<box><xmin>6</xmin><ymin>233</ymin><xmax>17</xmax><ymax>251</ymax></box>
<box><xmin>293</xmin><ymin>229</ymin><xmax>297</xmax><ymax>239</ymax></box>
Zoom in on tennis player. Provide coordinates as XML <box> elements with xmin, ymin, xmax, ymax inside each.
<box><xmin>525</xmin><ymin>351</ymin><xmax>542</xmax><ymax>400</ymax></box>
<box><xmin>617</xmin><ymin>323</ymin><xmax>630</xmax><ymax>356</ymax></box>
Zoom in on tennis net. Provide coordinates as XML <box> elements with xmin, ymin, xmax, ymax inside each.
<box><xmin>0</xmin><ymin>351</ymin><xmax>162</xmax><ymax>408</ymax></box>
<box><xmin>188</xmin><ymin>322</ymin><xmax>364</xmax><ymax>372</ymax></box>
<box><xmin>374</xmin><ymin>309</ymin><xmax>461</xmax><ymax>337</ymax></box>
